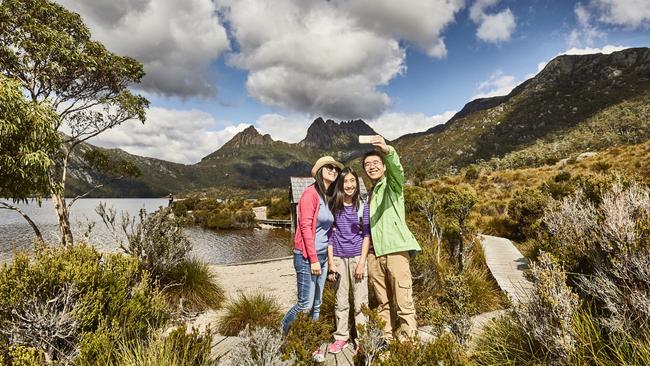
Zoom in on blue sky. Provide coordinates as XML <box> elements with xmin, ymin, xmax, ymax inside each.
<box><xmin>54</xmin><ymin>0</ymin><xmax>650</xmax><ymax>163</ymax></box>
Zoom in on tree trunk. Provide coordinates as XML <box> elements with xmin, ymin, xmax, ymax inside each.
<box><xmin>0</xmin><ymin>201</ymin><xmax>44</xmax><ymax>242</ymax></box>
<box><xmin>52</xmin><ymin>193</ymin><xmax>73</xmax><ymax>246</ymax></box>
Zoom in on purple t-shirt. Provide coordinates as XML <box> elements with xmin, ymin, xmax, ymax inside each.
<box><xmin>330</xmin><ymin>202</ymin><xmax>370</xmax><ymax>257</ymax></box>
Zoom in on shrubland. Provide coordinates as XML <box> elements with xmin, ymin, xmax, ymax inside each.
<box><xmin>0</xmin><ymin>208</ymin><xmax>225</xmax><ymax>365</ymax></box>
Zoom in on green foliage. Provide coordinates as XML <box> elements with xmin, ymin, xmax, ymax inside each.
<box><xmin>377</xmin><ymin>333</ymin><xmax>470</xmax><ymax>366</ymax></box>
<box><xmin>177</xmin><ymin>198</ymin><xmax>259</xmax><ymax>230</ymax></box>
<box><xmin>0</xmin><ymin>0</ymin><xmax>149</xmax><ymax>245</ymax></box>
<box><xmin>97</xmin><ymin>204</ymin><xmax>192</xmax><ymax>282</ymax></box>
<box><xmin>507</xmin><ymin>188</ymin><xmax>549</xmax><ymax>240</ymax></box>
<box><xmin>0</xmin><ymin>243</ymin><xmax>169</xmax><ymax>364</ymax></box>
<box><xmin>475</xmin><ymin>308</ymin><xmax>650</xmax><ymax>366</ymax></box>
<box><xmin>84</xmin><ymin>149</ymin><xmax>142</xmax><ymax>179</ymax></box>
<box><xmin>473</xmin><ymin>313</ymin><xmax>547</xmax><ymax>365</ymax></box>
<box><xmin>218</xmin><ymin>293</ymin><xmax>282</xmax><ymax>336</ymax></box>
<box><xmin>268</xmin><ymin>196</ymin><xmax>291</xmax><ymax>219</ymax></box>
<box><xmin>282</xmin><ymin>313</ymin><xmax>331</xmax><ymax>366</ymax></box>
<box><xmin>0</xmin><ymin>346</ymin><xmax>46</xmax><ymax>366</ymax></box>
<box><xmin>463</xmin><ymin>165</ymin><xmax>481</xmax><ymax>182</ymax></box>
<box><xmin>110</xmin><ymin>325</ymin><xmax>216</xmax><ymax>366</ymax></box>
<box><xmin>0</xmin><ymin>75</ymin><xmax>60</xmax><ymax>201</ymax></box>
<box><xmin>162</xmin><ymin>259</ymin><xmax>225</xmax><ymax>313</ymax></box>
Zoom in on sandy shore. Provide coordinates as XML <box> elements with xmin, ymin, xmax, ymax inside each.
<box><xmin>191</xmin><ymin>256</ymin><xmax>297</xmax><ymax>331</ymax></box>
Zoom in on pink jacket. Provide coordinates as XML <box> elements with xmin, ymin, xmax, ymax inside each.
<box><xmin>293</xmin><ymin>185</ymin><xmax>321</xmax><ymax>263</ymax></box>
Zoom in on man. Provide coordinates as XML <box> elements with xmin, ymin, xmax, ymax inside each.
<box><xmin>363</xmin><ymin>135</ymin><xmax>421</xmax><ymax>341</ymax></box>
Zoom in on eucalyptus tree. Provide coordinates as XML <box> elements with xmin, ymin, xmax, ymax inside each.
<box><xmin>0</xmin><ymin>75</ymin><xmax>61</xmax><ymax>241</ymax></box>
<box><xmin>0</xmin><ymin>0</ymin><xmax>149</xmax><ymax>245</ymax></box>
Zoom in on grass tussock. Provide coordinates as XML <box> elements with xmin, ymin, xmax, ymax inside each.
<box><xmin>110</xmin><ymin>325</ymin><xmax>216</xmax><ymax>366</ymax></box>
<box><xmin>161</xmin><ymin>259</ymin><xmax>226</xmax><ymax>312</ymax></box>
<box><xmin>218</xmin><ymin>293</ymin><xmax>282</xmax><ymax>336</ymax></box>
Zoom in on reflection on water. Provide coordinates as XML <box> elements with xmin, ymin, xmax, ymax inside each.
<box><xmin>0</xmin><ymin>198</ymin><xmax>291</xmax><ymax>264</ymax></box>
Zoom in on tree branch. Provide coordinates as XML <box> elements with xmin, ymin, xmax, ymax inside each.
<box><xmin>0</xmin><ymin>201</ymin><xmax>43</xmax><ymax>242</ymax></box>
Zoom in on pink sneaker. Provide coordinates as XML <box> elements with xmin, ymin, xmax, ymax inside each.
<box><xmin>328</xmin><ymin>340</ymin><xmax>349</xmax><ymax>354</ymax></box>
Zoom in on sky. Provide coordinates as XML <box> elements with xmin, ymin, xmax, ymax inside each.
<box><xmin>53</xmin><ymin>0</ymin><xmax>650</xmax><ymax>164</ymax></box>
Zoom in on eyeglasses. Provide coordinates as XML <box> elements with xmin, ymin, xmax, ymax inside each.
<box><xmin>364</xmin><ymin>160</ymin><xmax>383</xmax><ymax>169</ymax></box>
<box><xmin>323</xmin><ymin>164</ymin><xmax>340</xmax><ymax>173</ymax></box>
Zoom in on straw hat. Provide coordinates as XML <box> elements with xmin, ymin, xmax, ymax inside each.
<box><xmin>311</xmin><ymin>156</ymin><xmax>344</xmax><ymax>177</ymax></box>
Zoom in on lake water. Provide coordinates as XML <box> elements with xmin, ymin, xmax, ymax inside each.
<box><xmin>0</xmin><ymin>198</ymin><xmax>292</xmax><ymax>264</ymax></box>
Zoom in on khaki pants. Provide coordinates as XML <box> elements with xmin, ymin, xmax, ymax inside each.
<box><xmin>333</xmin><ymin>255</ymin><xmax>368</xmax><ymax>341</ymax></box>
<box><xmin>367</xmin><ymin>251</ymin><xmax>417</xmax><ymax>340</ymax></box>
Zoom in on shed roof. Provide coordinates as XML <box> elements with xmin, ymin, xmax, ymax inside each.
<box><xmin>289</xmin><ymin>176</ymin><xmax>368</xmax><ymax>204</ymax></box>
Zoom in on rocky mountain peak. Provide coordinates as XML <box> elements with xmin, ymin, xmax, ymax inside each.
<box><xmin>299</xmin><ymin>118</ymin><xmax>378</xmax><ymax>149</ymax></box>
<box><xmin>527</xmin><ymin>47</ymin><xmax>650</xmax><ymax>92</ymax></box>
<box><xmin>221</xmin><ymin>125</ymin><xmax>274</xmax><ymax>150</ymax></box>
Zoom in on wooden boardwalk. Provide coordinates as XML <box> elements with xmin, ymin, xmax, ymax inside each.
<box><xmin>479</xmin><ymin>234</ymin><xmax>533</xmax><ymax>304</ymax></box>
<box><xmin>210</xmin><ymin>235</ymin><xmax>532</xmax><ymax>364</ymax></box>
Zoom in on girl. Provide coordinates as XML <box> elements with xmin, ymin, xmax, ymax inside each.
<box><xmin>326</xmin><ymin>167</ymin><xmax>370</xmax><ymax>354</ymax></box>
<box><xmin>282</xmin><ymin>155</ymin><xmax>342</xmax><ymax>360</ymax></box>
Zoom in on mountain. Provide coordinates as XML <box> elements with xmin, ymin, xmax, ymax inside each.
<box><xmin>66</xmin><ymin>119</ymin><xmax>381</xmax><ymax>196</ymax></box>
<box><xmin>395</xmin><ymin>47</ymin><xmax>650</xmax><ymax>178</ymax></box>
<box><xmin>66</xmin><ymin>47</ymin><xmax>650</xmax><ymax>196</ymax></box>
<box><xmin>196</xmin><ymin>119</ymin><xmax>381</xmax><ymax>189</ymax></box>
<box><xmin>299</xmin><ymin>118</ymin><xmax>378</xmax><ymax>149</ymax></box>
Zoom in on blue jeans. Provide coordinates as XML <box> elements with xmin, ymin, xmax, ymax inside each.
<box><xmin>281</xmin><ymin>250</ymin><xmax>328</xmax><ymax>334</ymax></box>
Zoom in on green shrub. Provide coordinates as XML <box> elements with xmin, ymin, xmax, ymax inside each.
<box><xmin>282</xmin><ymin>313</ymin><xmax>331</xmax><ymax>365</ymax></box>
<box><xmin>507</xmin><ymin>188</ymin><xmax>549</xmax><ymax>240</ymax></box>
<box><xmin>590</xmin><ymin>160</ymin><xmax>611</xmax><ymax>173</ymax></box>
<box><xmin>110</xmin><ymin>325</ymin><xmax>216</xmax><ymax>366</ymax></box>
<box><xmin>218</xmin><ymin>293</ymin><xmax>282</xmax><ymax>336</ymax></box>
<box><xmin>268</xmin><ymin>197</ymin><xmax>291</xmax><ymax>219</ymax></box>
<box><xmin>96</xmin><ymin>204</ymin><xmax>192</xmax><ymax>282</ymax></box>
<box><xmin>0</xmin><ymin>243</ymin><xmax>170</xmax><ymax>364</ymax></box>
<box><xmin>0</xmin><ymin>345</ymin><xmax>46</xmax><ymax>366</ymax></box>
<box><xmin>162</xmin><ymin>259</ymin><xmax>226</xmax><ymax>312</ymax></box>
<box><xmin>464</xmin><ymin>165</ymin><xmax>481</xmax><ymax>182</ymax></box>
<box><xmin>473</xmin><ymin>313</ymin><xmax>547</xmax><ymax>365</ymax></box>
<box><xmin>554</xmin><ymin>171</ymin><xmax>572</xmax><ymax>182</ymax></box>
<box><xmin>377</xmin><ymin>333</ymin><xmax>470</xmax><ymax>366</ymax></box>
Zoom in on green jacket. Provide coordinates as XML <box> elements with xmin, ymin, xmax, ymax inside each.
<box><xmin>369</xmin><ymin>145</ymin><xmax>421</xmax><ymax>257</ymax></box>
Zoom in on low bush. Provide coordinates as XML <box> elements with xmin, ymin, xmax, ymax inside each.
<box><xmin>110</xmin><ymin>325</ymin><xmax>216</xmax><ymax>366</ymax></box>
<box><xmin>218</xmin><ymin>293</ymin><xmax>282</xmax><ymax>336</ymax></box>
<box><xmin>281</xmin><ymin>313</ymin><xmax>331</xmax><ymax>366</ymax></box>
<box><xmin>507</xmin><ymin>188</ymin><xmax>549</xmax><ymax>240</ymax></box>
<box><xmin>161</xmin><ymin>259</ymin><xmax>226</xmax><ymax>313</ymax></box>
<box><xmin>96</xmin><ymin>204</ymin><xmax>192</xmax><ymax>282</ymax></box>
<box><xmin>227</xmin><ymin>326</ymin><xmax>293</xmax><ymax>366</ymax></box>
<box><xmin>0</xmin><ymin>243</ymin><xmax>170</xmax><ymax>364</ymax></box>
<box><xmin>378</xmin><ymin>333</ymin><xmax>470</xmax><ymax>366</ymax></box>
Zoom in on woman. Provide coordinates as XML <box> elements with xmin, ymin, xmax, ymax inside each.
<box><xmin>282</xmin><ymin>155</ymin><xmax>342</xmax><ymax>358</ymax></box>
<box><xmin>326</xmin><ymin>167</ymin><xmax>370</xmax><ymax>354</ymax></box>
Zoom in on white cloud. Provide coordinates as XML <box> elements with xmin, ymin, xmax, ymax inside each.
<box><xmin>567</xmin><ymin>3</ymin><xmax>605</xmax><ymax>49</ymax></box>
<box><xmin>469</xmin><ymin>0</ymin><xmax>516</xmax><ymax>43</ymax></box>
<box><xmin>591</xmin><ymin>0</ymin><xmax>650</xmax><ymax>28</ymax></box>
<box><xmin>54</xmin><ymin>0</ymin><xmax>230</xmax><ymax>98</ymax></box>
<box><xmin>255</xmin><ymin>113</ymin><xmax>312</xmax><ymax>143</ymax></box>
<box><xmin>563</xmin><ymin>44</ymin><xmax>630</xmax><ymax>56</ymax></box>
<box><xmin>367</xmin><ymin>111</ymin><xmax>456</xmax><ymax>140</ymax></box>
<box><xmin>216</xmin><ymin>0</ymin><xmax>462</xmax><ymax>120</ymax></box>
<box><xmin>338</xmin><ymin>0</ymin><xmax>465</xmax><ymax>58</ymax></box>
<box><xmin>472</xmin><ymin>70</ymin><xmax>518</xmax><ymax>99</ymax></box>
<box><xmin>88</xmin><ymin>107</ymin><xmax>249</xmax><ymax>164</ymax></box>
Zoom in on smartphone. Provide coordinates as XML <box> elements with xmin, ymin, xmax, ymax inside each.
<box><xmin>358</xmin><ymin>135</ymin><xmax>374</xmax><ymax>144</ymax></box>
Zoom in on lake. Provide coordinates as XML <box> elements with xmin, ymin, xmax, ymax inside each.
<box><xmin>0</xmin><ymin>198</ymin><xmax>292</xmax><ymax>264</ymax></box>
